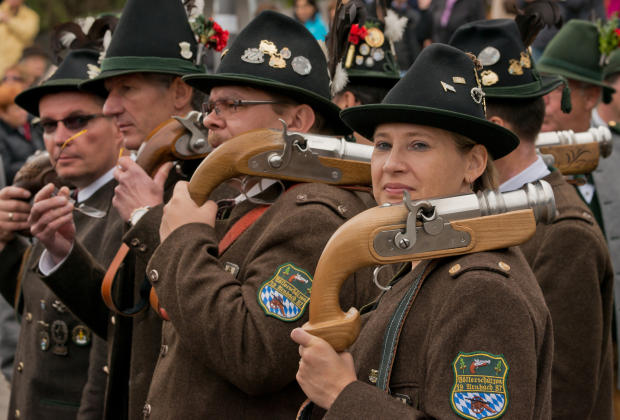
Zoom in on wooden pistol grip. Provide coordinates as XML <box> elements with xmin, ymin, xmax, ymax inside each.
<box><xmin>303</xmin><ymin>205</ymin><xmax>407</xmax><ymax>351</ymax></box>
<box><xmin>539</xmin><ymin>142</ymin><xmax>600</xmax><ymax>175</ymax></box>
<box><xmin>303</xmin><ymin>208</ymin><xmax>537</xmax><ymax>351</ymax></box>
<box><xmin>188</xmin><ymin>128</ymin><xmax>287</xmax><ymax>205</ymax></box>
<box><xmin>317</xmin><ymin>156</ymin><xmax>371</xmax><ymax>185</ymax></box>
<box><xmin>136</xmin><ymin>118</ymin><xmax>186</xmax><ymax>176</ymax></box>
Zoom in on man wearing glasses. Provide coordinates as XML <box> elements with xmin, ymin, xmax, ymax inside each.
<box><xmin>28</xmin><ymin>0</ymin><xmax>209</xmax><ymax>419</ymax></box>
<box><xmin>140</xmin><ymin>11</ymin><xmax>378</xmax><ymax>418</ymax></box>
<box><xmin>0</xmin><ymin>49</ymin><xmax>123</xmax><ymax>420</ymax></box>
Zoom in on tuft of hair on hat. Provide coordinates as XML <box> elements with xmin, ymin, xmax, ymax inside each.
<box><xmin>514</xmin><ymin>0</ymin><xmax>563</xmax><ymax>47</ymax></box>
<box><xmin>51</xmin><ymin>15</ymin><xmax>119</xmax><ymax>65</ymax></box>
<box><xmin>384</xmin><ymin>9</ymin><xmax>407</xmax><ymax>43</ymax></box>
<box><xmin>326</xmin><ymin>0</ymin><xmax>368</xmax><ymax>82</ymax></box>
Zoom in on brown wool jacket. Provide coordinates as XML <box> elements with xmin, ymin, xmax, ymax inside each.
<box><xmin>324</xmin><ymin>248</ymin><xmax>553</xmax><ymax>419</ymax></box>
<box><xmin>520</xmin><ymin>170</ymin><xmax>614</xmax><ymax>420</ymax></box>
<box><xmin>40</xmin><ymin>202</ymin><xmax>166</xmax><ymax>420</ymax></box>
<box><xmin>143</xmin><ymin>183</ymin><xmax>380</xmax><ymax>419</ymax></box>
<box><xmin>0</xmin><ymin>179</ymin><xmax>123</xmax><ymax>420</ymax></box>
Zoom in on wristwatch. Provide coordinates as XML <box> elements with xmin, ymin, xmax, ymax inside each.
<box><xmin>129</xmin><ymin>206</ymin><xmax>151</xmax><ymax>227</ymax></box>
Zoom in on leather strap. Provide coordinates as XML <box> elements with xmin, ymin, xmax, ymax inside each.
<box><xmin>14</xmin><ymin>244</ymin><xmax>33</xmax><ymax>312</ymax></box>
<box><xmin>376</xmin><ymin>260</ymin><xmax>435</xmax><ymax>391</ymax></box>
<box><xmin>101</xmin><ymin>243</ymin><xmax>149</xmax><ymax>316</ymax></box>
<box><xmin>218</xmin><ymin>205</ymin><xmax>269</xmax><ymax>254</ymax></box>
<box><xmin>151</xmin><ymin>204</ymin><xmax>270</xmax><ymax>320</ymax></box>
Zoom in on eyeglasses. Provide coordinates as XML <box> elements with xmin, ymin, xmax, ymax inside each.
<box><xmin>38</xmin><ymin>114</ymin><xmax>106</xmax><ymax>134</ymax></box>
<box><xmin>201</xmin><ymin>99</ymin><xmax>282</xmax><ymax>116</ymax></box>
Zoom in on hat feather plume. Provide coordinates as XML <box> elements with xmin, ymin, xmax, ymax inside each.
<box><xmin>384</xmin><ymin>9</ymin><xmax>408</xmax><ymax>42</ymax></box>
<box><xmin>51</xmin><ymin>16</ymin><xmax>118</xmax><ymax>64</ymax></box>
<box><xmin>513</xmin><ymin>0</ymin><xmax>563</xmax><ymax>47</ymax></box>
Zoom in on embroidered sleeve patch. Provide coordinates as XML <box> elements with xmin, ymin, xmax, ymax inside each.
<box><xmin>258</xmin><ymin>263</ymin><xmax>312</xmax><ymax>322</ymax></box>
<box><xmin>451</xmin><ymin>351</ymin><xmax>509</xmax><ymax>420</ymax></box>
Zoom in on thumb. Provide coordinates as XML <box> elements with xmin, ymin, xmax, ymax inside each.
<box><xmin>291</xmin><ymin>328</ymin><xmax>316</xmax><ymax>347</ymax></box>
<box><xmin>153</xmin><ymin>162</ymin><xmax>174</xmax><ymax>189</ymax></box>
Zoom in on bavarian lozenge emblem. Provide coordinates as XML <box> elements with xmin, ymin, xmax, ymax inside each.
<box><xmin>258</xmin><ymin>263</ymin><xmax>312</xmax><ymax>321</ymax></box>
<box><xmin>451</xmin><ymin>351</ymin><xmax>509</xmax><ymax>420</ymax></box>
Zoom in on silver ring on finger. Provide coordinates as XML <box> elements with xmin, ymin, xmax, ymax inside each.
<box><xmin>8</xmin><ymin>212</ymin><xmax>13</xmax><ymax>221</ymax></box>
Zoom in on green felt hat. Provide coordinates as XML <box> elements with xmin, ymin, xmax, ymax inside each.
<box><xmin>603</xmin><ymin>47</ymin><xmax>620</xmax><ymax>79</ymax></box>
<box><xmin>80</xmin><ymin>0</ymin><xmax>204</xmax><ymax>93</ymax></box>
<box><xmin>15</xmin><ymin>49</ymin><xmax>102</xmax><ymax>117</ymax></box>
<box><xmin>340</xmin><ymin>43</ymin><xmax>519</xmax><ymax>159</ymax></box>
<box><xmin>183</xmin><ymin>11</ymin><xmax>349</xmax><ymax>135</ymax></box>
<box><xmin>537</xmin><ymin>20</ymin><xmax>615</xmax><ymax>103</ymax></box>
<box><xmin>449</xmin><ymin>19</ymin><xmax>566</xmax><ymax>101</ymax></box>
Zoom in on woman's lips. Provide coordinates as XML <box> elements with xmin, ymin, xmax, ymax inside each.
<box><xmin>383</xmin><ymin>183</ymin><xmax>413</xmax><ymax>194</ymax></box>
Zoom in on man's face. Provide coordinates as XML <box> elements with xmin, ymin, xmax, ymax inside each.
<box><xmin>541</xmin><ymin>80</ymin><xmax>599</xmax><ymax>132</ymax></box>
<box><xmin>0</xmin><ymin>103</ymin><xmax>28</xmax><ymax>129</ymax></box>
<box><xmin>103</xmin><ymin>74</ymin><xmax>178</xmax><ymax>150</ymax></box>
<box><xmin>40</xmin><ymin>92</ymin><xmax>122</xmax><ymax>188</ymax></box>
<box><xmin>203</xmin><ymin>86</ymin><xmax>292</xmax><ymax>148</ymax></box>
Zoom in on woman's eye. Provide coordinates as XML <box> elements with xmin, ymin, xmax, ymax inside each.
<box><xmin>409</xmin><ymin>141</ymin><xmax>429</xmax><ymax>151</ymax></box>
<box><xmin>374</xmin><ymin>141</ymin><xmax>391</xmax><ymax>150</ymax></box>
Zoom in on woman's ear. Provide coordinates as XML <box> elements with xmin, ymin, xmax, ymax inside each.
<box><xmin>286</xmin><ymin>103</ymin><xmax>316</xmax><ymax>132</ymax></box>
<box><xmin>465</xmin><ymin>144</ymin><xmax>488</xmax><ymax>184</ymax></box>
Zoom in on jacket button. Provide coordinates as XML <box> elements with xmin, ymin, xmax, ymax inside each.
<box><xmin>449</xmin><ymin>264</ymin><xmax>461</xmax><ymax>276</ymax></box>
<box><xmin>14</xmin><ymin>409</ymin><xmax>20</xmax><ymax>418</ymax></box>
<box><xmin>110</xmin><ymin>315</ymin><xmax>116</xmax><ymax>325</ymax></box>
<box><xmin>498</xmin><ymin>261</ymin><xmax>511</xmax><ymax>272</ymax></box>
<box><xmin>16</xmin><ymin>362</ymin><xmax>23</xmax><ymax>372</ymax></box>
<box><xmin>160</xmin><ymin>344</ymin><xmax>168</xmax><ymax>357</ymax></box>
<box><xmin>296</xmin><ymin>193</ymin><xmax>307</xmax><ymax>201</ymax></box>
<box><xmin>139</xmin><ymin>244</ymin><xmax>148</xmax><ymax>253</ymax></box>
<box><xmin>25</xmin><ymin>313</ymin><xmax>32</xmax><ymax>322</ymax></box>
<box><xmin>102</xmin><ymin>365</ymin><xmax>110</xmax><ymax>375</ymax></box>
<box><xmin>148</xmin><ymin>270</ymin><xmax>159</xmax><ymax>283</ymax></box>
<box><xmin>130</xmin><ymin>238</ymin><xmax>140</xmax><ymax>247</ymax></box>
<box><xmin>143</xmin><ymin>403</ymin><xmax>151</xmax><ymax>417</ymax></box>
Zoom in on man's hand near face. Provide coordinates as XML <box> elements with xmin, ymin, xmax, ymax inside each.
<box><xmin>29</xmin><ymin>184</ymin><xmax>76</xmax><ymax>265</ymax></box>
<box><xmin>113</xmin><ymin>157</ymin><xmax>173</xmax><ymax>222</ymax></box>
<box><xmin>159</xmin><ymin>181</ymin><xmax>217</xmax><ymax>242</ymax></box>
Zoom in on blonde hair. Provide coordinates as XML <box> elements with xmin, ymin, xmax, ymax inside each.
<box><xmin>451</xmin><ymin>132</ymin><xmax>499</xmax><ymax>192</ymax></box>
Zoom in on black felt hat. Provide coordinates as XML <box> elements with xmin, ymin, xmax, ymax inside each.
<box><xmin>340</xmin><ymin>43</ymin><xmax>519</xmax><ymax>159</ymax></box>
<box><xmin>183</xmin><ymin>11</ymin><xmax>349</xmax><ymax>135</ymax></box>
<box><xmin>449</xmin><ymin>19</ymin><xmax>566</xmax><ymax>100</ymax></box>
<box><xmin>15</xmin><ymin>49</ymin><xmax>101</xmax><ymax>117</ymax></box>
<box><xmin>80</xmin><ymin>0</ymin><xmax>204</xmax><ymax>93</ymax></box>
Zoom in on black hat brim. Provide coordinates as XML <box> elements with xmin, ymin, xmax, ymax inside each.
<box><xmin>183</xmin><ymin>73</ymin><xmax>351</xmax><ymax>135</ymax></box>
<box><xmin>16</xmin><ymin>79</ymin><xmax>93</xmax><ymax>117</ymax></box>
<box><xmin>340</xmin><ymin>103</ymin><xmax>519</xmax><ymax>160</ymax></box>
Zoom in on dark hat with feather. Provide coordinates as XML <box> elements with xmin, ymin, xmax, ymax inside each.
<box><xmin>328</xmin><ymin>0</ymin><xmax>403</xmax><ymax>97</ymax></box>
<box><xmin>184</xmin><ymin>10</ymin><xmax>349</xmax><ymax>134</ymax></box>
<box><xmin>15</xmin><ymin>16</ymin><xmax>119</xmax><ymax>116</ymax></box>
<box><xmin>80</xmin><ymin>0</ymin><xmax>206</xmax><ymax>94</ymax></box>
